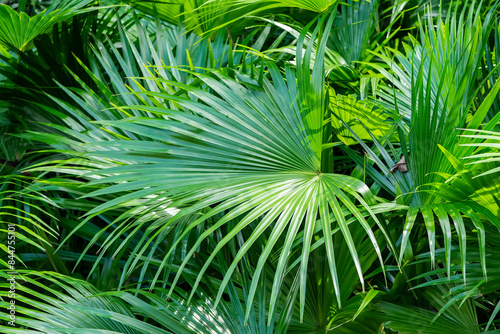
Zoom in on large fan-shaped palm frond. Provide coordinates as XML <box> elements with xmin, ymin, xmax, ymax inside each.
<box><xmin>22</xmin><ymin>12</ymin><xmax>402</xmax><ymax>322</ymax></box>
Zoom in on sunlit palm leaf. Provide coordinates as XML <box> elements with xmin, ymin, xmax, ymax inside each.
<box><xmin>340</xmin><ymin>2</ymin><xmax>500</xmax><ymax>282</ymax></box>
<box><xmin>0</xmin><ymin>271</ymin><xmax>177</xmax><ymax>333</ymax></box>
<box><xmin>0</xmin><ymin>0</ymin><xmax>95</xmax><ymax>52</ymax></box>
<box><xmin>330</xmin><ymin>93</ymin><xmax>393</xmax><ymax>145</ymax></box>
<box><xmin>23</xmin><ymin>12</ymin><xmax>402</xmax><ymax>322</ymax></box>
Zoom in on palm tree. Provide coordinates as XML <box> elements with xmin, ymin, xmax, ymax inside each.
<box><xmin>1</xmin><ymin>0</ymin><xmax>500</xmax><ymax>332</ymax></box>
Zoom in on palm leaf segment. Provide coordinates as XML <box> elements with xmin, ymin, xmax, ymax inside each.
<box><xmin>0</xmin><ymin>271</ymin><xmax>174</xmax><ymax>334</ymax></box>
<box><xmin>0</xmin><ymin>0</ymin><xmax>95</xmax><ymax>52</ymax></box>
<box><xmin>60</xmin><ymin>12</ymin><xmax>395</xmax><ymax>320</ymax></box>
<box><xmin>342</xmin><ymin>2</ymin><xmax>500</xmax><ymax>281</ymax></box>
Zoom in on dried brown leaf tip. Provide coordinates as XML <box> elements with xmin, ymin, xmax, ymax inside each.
<box><xmin>390</xmin><ymin>156</ymin><xmax>408</xmax><ymax>173</ymax></box>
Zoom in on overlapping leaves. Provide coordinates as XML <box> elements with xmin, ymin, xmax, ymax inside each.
<box><xmin>23</xmin><ymin>12</ymin><xmax>404</xmax><ymax>322</ymax></box>
<box><xmin>0</xmin><ymin>0</ymin><xmax>95</xmax><ymax>52</ymax></box>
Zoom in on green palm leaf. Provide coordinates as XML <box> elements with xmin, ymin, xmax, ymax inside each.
<box><xmin>0</xmin><ymin>0</ymin><xmax>95</xmax><ymax>52</ymax></box>
<box><xmin>24</xmin><ymin>12</ymin><xmax>402</xmax><ymax>322</ymax></box>
<box><xmin>330</xmin><ymin>93</ymin><xmax>394</xmax><ymax>145</ymax></box>
<box><xmin>0</xmin><ymin>271</ymin><xmax>179</xmax><ymax>333</ymax></box>
<box><xmin>340</xmin><ymin>2</ymin><xmax>500</xmax><ymax>282</ymax></box>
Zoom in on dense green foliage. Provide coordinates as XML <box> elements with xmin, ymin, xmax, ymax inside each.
<box><xmin>1</xmin><ymin>0</ymin><xmax>500</xmax><ymax>332</ymax></box>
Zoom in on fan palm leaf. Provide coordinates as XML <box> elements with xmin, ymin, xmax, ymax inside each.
<box><xmin>20</xmin><ymin>12</ymin><xmax>404</xmax><ymax>322</ymax></box>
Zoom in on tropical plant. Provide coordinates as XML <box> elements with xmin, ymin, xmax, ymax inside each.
<box><xmin>1</xmin><ymin>0</ymin><xmax>500</xmax><ymax>333</ymax></box>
